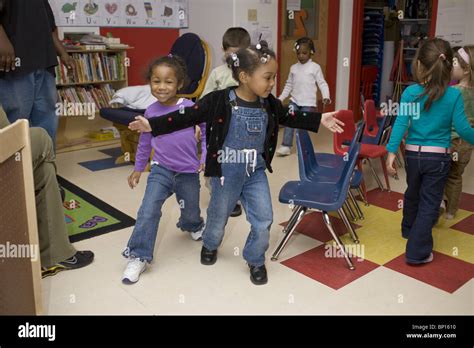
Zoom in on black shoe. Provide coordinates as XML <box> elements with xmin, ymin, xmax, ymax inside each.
<box><xmin>230</xmin><ymin>203</ymin><xmax>242</xmax><ymax>217</ymax></box>
<box><xmin>200</xmin><ymin>246</ymin><xmax>217</xmax><ymax>265</ymax></box>
<box><xmin>248</xmin><ymin>264</ymin><xmax>268</xmax><ymax>285</ymax></box>
<box><xmin>41</xmin><ymin>251</ymin><xmax>94</xmax><ymax>278</ymax></box>
<box><xmin>59</xmin><ymin>185</ymin><xmax>66</xmax><ymax>203</ymax></box>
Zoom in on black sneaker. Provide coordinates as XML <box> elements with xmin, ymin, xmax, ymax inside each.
<box><xmin>248</xmin><ymin>264</ymin><xmax>268</xmax><ymax>285</ymax></box>
<box><xmin>200</xmin><ymin>246</ymin><xmax>217</xmax><ymax>265</ymax></box>
<box><xmin>230</xmin><ymin>203</ymin><xmax>242</xmax><ymax>217</ymax></box>
<box><xmin>41</xmin><ymin>251</ymin><xmax>94</xmax><ymax>278</ymax></box>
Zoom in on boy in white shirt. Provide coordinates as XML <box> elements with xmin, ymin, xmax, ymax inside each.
<box><xmin>277</xmin><ymin>37</ymin><xmax>331</xmax><ymax>156</ymax></box>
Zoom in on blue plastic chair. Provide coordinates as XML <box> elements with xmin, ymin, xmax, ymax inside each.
<box><xmin>271</xmin><ymin>139</ymin><xmax>361</xmax><ymax>270</ymax></box>
<box><xmin>296</xmin><ymin>124</ymin><xmax>368</xmax><ymax>221</ymax></box>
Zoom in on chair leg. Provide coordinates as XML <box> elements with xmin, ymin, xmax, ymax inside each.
<box><xmin>282</xmin><ymin>206</ymin><xmax>301</xmax><ymax>233</ymax></box>
<box><xmin>349</xmin><ymin>190</ymin><xmax>364</xmax><ymax>220</ymax></box>
<box><xmin>338</xmin><ymin>208</ymin><xmax>360</xmax><ymax>244</ymax></box>
<box><xmin>322</xmin><ymin>212</ymin><xmax>355</xmax><ymax>270</ymax></box>
<box><xmin>367</xmin><ymin>158</ymin><xmax>385</xmax><ymax>191</ymax></box>
<box><xmin>343</xmin><ymin>200</ymin><xmax>357</xmax><ymax>222</ymax></box>
<box><xmin>357</xmin><ymin>187</ymin><xmax>369</xmax><ymax>206</ymax></box>
<box><xmin>357</xmin><ymin>159</ymin><xmax>368</xmax><ymax>201</ymax></box>
<box><xmin>380</xmin><ymin>156</ymin><xmax>391</xmax><ymax>192</ymax></box>
<box><xmin>271</xmin><ymin>206</ymin><xmax>307</xmax><ymax>261</ymax></box>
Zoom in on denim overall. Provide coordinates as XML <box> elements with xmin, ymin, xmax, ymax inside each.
<box><xmin>202</xmin><ymin>89</ymin><xmax>273</xmax><ymax>267</ymax></box>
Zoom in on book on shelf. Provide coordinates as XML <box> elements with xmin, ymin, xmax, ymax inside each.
<box><xmin>56</xmin><ymin>84</ymin><xmax>118</xmax><ymax>115</ymax></box>
<box><xmin>55</xmin><ymin>51</ymin><xmax>126</xmax><ymax>85</ymax></box>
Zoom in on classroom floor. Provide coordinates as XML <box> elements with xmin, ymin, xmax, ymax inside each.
<box><xmin>42</xmin><ymin>127</ymin><xmax>474</xmax><ymax>315</ymax></box>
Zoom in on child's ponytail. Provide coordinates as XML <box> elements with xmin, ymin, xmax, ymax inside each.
<box><xmin>412</xmin><ymin>38</ymin><xmax>453</xmax><ymax>111</ymax></box>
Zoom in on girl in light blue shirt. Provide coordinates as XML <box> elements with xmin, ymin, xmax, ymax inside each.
<box><xmin>386</xmin><ymin>38</ymin><xmax>474</xmax><ymax>264</ymax></box>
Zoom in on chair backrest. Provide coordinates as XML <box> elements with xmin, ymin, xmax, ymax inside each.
<box><xmin>333</xmin><ymin>109</ymin><xmax>356</xmax><ymax>156</ymax></box>
<box><xmin>335</xmin><ymin>141</ymin><xmax>361</xmax><ymax>206</ymax></box>
<box><xmin>361</xmin><ymin>65</ymin><xmax>378</xmax><ymax>100</ymax></box>
<box><xmin>297</xmin><ymin>121</ymin><xmax>364</xmax><ymax>182</ymax></box>
<box><xmin>296</xmin><ymin>129</ymin><xmax>318</xmax><ymax>181</ymax></box>
<box><xmin>363</xmin><ymin>99</ymin><xmax>379</xmax><ymax>137</ymax></box>
<box><xmin>170</xmin><ymin>33</ymin><xmax>212</xmax><ymax>99</ymax></box>
<box><xmin>0</xmin><ymin>119</ymin><xmax>43</xmax><ymax>315</ymax></box>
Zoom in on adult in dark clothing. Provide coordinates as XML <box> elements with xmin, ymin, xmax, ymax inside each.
<box><xmin>0</xmin><ymin>0</ymin><xmax>73</xmax><ymax>143</ymax></box>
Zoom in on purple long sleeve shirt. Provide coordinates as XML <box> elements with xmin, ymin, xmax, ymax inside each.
<box><xmin>134</xmin><ymin>98</ymin><xmax>206</xmax><ymax>173</ymax></box>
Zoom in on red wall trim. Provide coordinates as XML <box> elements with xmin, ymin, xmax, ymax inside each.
<box><xmin>100</xmin><ymin>28</ymin><xmax>179</xmax><ymax>86</ymax></box>
<box><xmin>348</xmin><ymin>0</ymin><xmax>364</xmax><ymax>120</ymax></box>
<box><xmin>430</xmin><ymin>0</ymin><xmax>439</xmax><ymax>37</ymax></box>
<box><xmin>326</xmin><ymin>0</ymin><xmax>340</xmax><ymax>112</ymax></box>
<box><xmin>277</xmin><ymin>0</ymin><xmax>283</xmax><ymax>96</ymax></box>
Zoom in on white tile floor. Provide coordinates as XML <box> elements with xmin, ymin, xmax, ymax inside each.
<box><xmin>42</xmin><ymin>127</ymin><xmax>474</xmax><ymax>315</ymax></box>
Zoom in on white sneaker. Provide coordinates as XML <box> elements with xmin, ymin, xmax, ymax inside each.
<box><xmin>190</xmin><ymin>224</ymin><xmax>205</xmax><ymax>241</ymax></box>
<box><xmin>122</xmin><ymin>258</ymin><xmax>146</xmax><ymax>284</ymax></box>
<box><xmin>276</xmin><ymin>145</ymin><xmax>291</xmax><ymax>156</ymax></box>
<box><xmin>445</xmin><ymin>212</ymin><xmax>455</xmax><ymax>220</ymax></box>
<box><xmin>191</xmin><ymin>224</ymin><xmax>206</xmax><ymax>241</ymax></box>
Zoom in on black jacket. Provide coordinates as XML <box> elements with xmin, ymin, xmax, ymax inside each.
<box><xmin>149</xmin><ymin>87</ymin><xmax>322</xmax><ymax>177</ymax></box>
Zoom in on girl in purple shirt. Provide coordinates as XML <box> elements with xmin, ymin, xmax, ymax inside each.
<box><xmin>122</xmin><ymin>55</ymin><xmax>206</xmax><ymax>284</ymax></box>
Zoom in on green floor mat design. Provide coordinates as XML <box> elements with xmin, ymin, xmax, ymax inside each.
<box><xmin>58</xmin><ymin>176</ymin><xmax>135</xmax><ymax>243</ymax></box>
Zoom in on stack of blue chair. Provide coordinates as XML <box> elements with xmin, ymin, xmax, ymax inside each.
<box><xmin>271</xmin><ymin>123</ymin><xmax>365</xmax><ymax>270</ymax></box>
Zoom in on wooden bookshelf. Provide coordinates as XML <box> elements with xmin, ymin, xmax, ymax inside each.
<box><xmin>56</xmin><ymin>47</ymin><xmax>130</xmax><ymax>153</ymax></box>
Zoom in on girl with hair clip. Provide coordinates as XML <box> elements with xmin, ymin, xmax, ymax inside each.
<box><xmin>443</xmin><ymin>45</ymin><xmax>474</xmax><ymax>219</ymax></box>
<box><xmin>129</xmin><ymin>42</ymin><xmax>344</xmax><ymax>285</ymax></box>
<box><xmin>386</xmin><ymin>38</ymin><xmax>474</xmax><ymax>265</ymax></box>
<box><xmin>122</xmin><ymin>55</ymin><xmax>207</xmax><ymax>284</ymax></box>
<box><xmin>276</xmin><ymin>37</ymin><xmax>331</xmax><ymax>156</ymax></box>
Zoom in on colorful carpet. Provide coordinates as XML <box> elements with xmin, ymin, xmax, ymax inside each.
<box><xmin>278</xmin><ymin>189</ymin><xmax>474</xmax><ymax>293</ymax></box>
<box><xmin>58</xmin><ymin>176</ymin><xmax>135</xmax><ymax>243</ymax></box>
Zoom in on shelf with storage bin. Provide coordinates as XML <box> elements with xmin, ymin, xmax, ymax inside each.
<box><xmin>55</xmin><ymin>48</ymin><xmax>131</xmax><ymax>153</ymax></box>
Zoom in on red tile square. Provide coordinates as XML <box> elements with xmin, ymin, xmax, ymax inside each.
<box><xmin>279</xmin><ymin>211</ymin><xmax>361</xmax><ymax>243</ymax></box>
<box><xmin>384</xmin><ymin>251</ymin><xmax>474</xmax><ymax>293</ymax></box>
<box><xmin>458</xmin><ymin>192</ymin><xmax>474</xmax><ymax>212</ymax></box>
<box><xmin>450</xmin><ymin>214</ymin><xmax>474</xmax><ymax>236</ymax></box>
<box><xmin>365</xmin><ymin>188</ymin><xmax>404</xmax><ymax>212</ymax></box>
<box><xmin>281</xmin><ymin>245</ymin><xmax>380</xmax><ymax>290</ymax></box>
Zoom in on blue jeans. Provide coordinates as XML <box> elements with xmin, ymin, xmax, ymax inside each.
<box><xmin>124</xmin><ymin>164</ymin><xmax>204</xmax><ymax>263</ymax></box>
<box><xmin>281</xmin><ymin>102</ymin><xmax>317</xmax><ymax>147</ymax></box>
<box><xmin>204</xmin><ymin>161</ymin><xmax>273</xmax><ymax>267</ymax></box>
<box><xmin>0</xmin><ymin>69</ymin><xmax>58</xmax><ymax>142</ymax></box>
<box><xmin>402</xmin><ymin>150</ymin><xmax>451</xmax><ymax>263</ymax></box>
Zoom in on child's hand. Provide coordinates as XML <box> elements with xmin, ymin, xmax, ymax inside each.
<box><xmin>386</xmin><ymin>153</ymin><xmax>397</xmax><ymax>176</ymax></box>
<box><xmin>128</xmin><ymin>171</ymin><xmax>142</xmax><ymax>189</ymax></box>
<box><xmin>323</xmin><ymin>98</ymin><xmax>331</xmax><ymax>105</ymax></box>
<box><xmin>195</xmin><ymin>127</ymin><xmax>202</xmax><ymax>142</ymax></box>
<box><xmin>321</xmin><ymin>111</ymin><xmax>344</xmax><ymax>133</ymax></box>
<box><xmin>129</xmin><ymin>116</ymin><xmax>152</xmax><ymax>133</ymax></box>
<box><xmin>198</xmin><ymin>163</ymin><xmax>205</xmax><ymax>173</ymax></box>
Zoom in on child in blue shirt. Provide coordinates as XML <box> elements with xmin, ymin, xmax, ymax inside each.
<box><xmin>386</xmin><ymin>38</ymin><xmax>474</xmax><ymax>264</ymax></box>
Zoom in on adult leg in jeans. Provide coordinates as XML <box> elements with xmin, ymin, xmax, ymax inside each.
<box><xmin>0</xmin><ymin>70</ymin><xmax>58</xmax><ymax>142</ymax></box>
<box><xmin>125</xmin><ymin>165</ymin><xmax>174</xmax><ymax>263</ymax></box>
<box><xmin>175</xmin><ymin>172</ymin><xmax>204</xmax><ymax>233</ymax></box>
<box><xmin>30</xmin><ymin>70</ymin><xmax>59</xmax><ymax>144</ymax></box>
<box><xmin>401</xmin><ymin>154</ymin><xmax>421</xmax><ymax>239</ymax></box>
<box><xmin>405</xmin><ymin>155</ymin><xmax>451</xmax><ymax>262</ymax></box>
<box><xmin>239</xmin><ymin>169</ymin><xmax>273</xmax><ymax>267</ymax></box>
